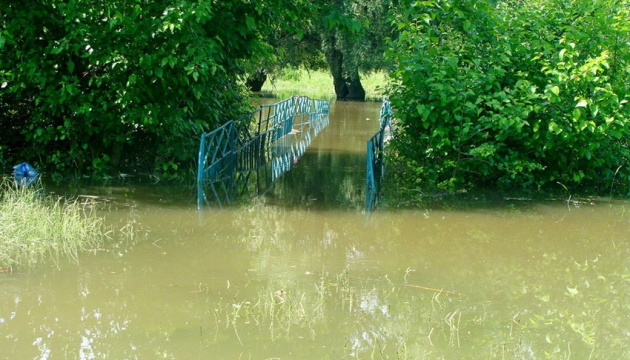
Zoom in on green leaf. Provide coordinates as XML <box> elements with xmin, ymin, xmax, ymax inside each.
<box><xmin>575</xmin><ymin>99</ymin><xmax>588</xmax><ymax>108</ymax></box>
<box><xmin>572</xmin><ymin>108</ymin><xmax>581</xmax><ymax>121</ymax></box>
<box><xmin>126</xmin><ymin>74</ymin><xmax>136</xmax><ymax>87</ymax></box>
<box><xmin>416</xmin><ymin>104</ymin><xmax>425</xmax><ymax>116</ymax></box>
<box><xmin>447</xmin><ymin>57</ymin><xmax>458</xmax><ymax>71</ymax></box>
<box><xmin>609</xmin><ymin>129</ymin><xmax>622</xmax><ymax>139</ymax></box>
<box><xmin>463</xmin><ymin>20</ymin><xmax>471</xmax><ymax>32</ymax></box>
<box><xmin>246</xmin><ymin>16</ymin><xmax>255</xmax><ymax>31</ymax></box>
<box><xmin>169</xmin><ymin>57</ymin><xmax>177</xmax><ymax>68</ymax></box>
<box><xmin>421</xmin><ymin>13</ymin><xmax>431</xmax><ymax>25</ymax></box>
<box><xmin>68</xmin><ymin>60</ymin><xmax>75</xmax><ymax>73</ymax></box>
<box><xmin>549</xmin><ymin>122</ymin><xmax>562</xmax><ymax>134</ymax></box>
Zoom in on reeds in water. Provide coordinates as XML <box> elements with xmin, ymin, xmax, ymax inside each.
<box><xmin>0</xmin><ymin>181</ymin><xmax>109</xmax><ymax>268</ymax></box>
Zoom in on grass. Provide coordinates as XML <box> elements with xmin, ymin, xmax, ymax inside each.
<box><xmin>0</xmin><ymin>180</ymin><xmax>111</xmax><ymax>268</ymax></box>
<box><xmin>260</xmin><ymin>67</ymin><xmax>389</xmax><ymax>101</ymax></box>
<box><xmin>207</xmin><ymin>260</ymin><xmax>475</xmax><ymax>358</ymax></box>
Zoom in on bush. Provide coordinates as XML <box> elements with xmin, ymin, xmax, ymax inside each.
<box><xmin>0</xmin><ymin>1</ymin><xmax>304</xmax><ymax>179</ymax></box>
<box><xmin>386</xmin><ymin>0</ymin><xmax>630</xmax><ymax>195</ymax></box>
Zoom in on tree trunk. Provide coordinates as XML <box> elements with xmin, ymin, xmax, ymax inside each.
<box><xmin>345</xmin><ymin>69</ymin><xmax>366</xmax><ymax>101</ymax></box>
<box><xmin>327</xmin><ymin>47</ymin><xmax>365</xmax><ymax>101</ymax></box>
<box><xmin>246</xmin><ymin>69</ymin><xmax>267</xmax><ymax>92</ymax></box>
<box><xmin>332</xmin><ymin>74</ymin><xmax>350</xmax><ymax>100</ymax></box>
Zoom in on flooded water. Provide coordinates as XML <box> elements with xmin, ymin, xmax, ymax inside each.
<box><xmin>2</xmin><ymin>100</ymin><xmax>630</xmax><ymax>360</ymax></box>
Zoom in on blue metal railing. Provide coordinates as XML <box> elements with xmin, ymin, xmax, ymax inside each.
<box><xmin>366</xmin><ymin>99</ymin><xmax>393</xmax><ymax>214</ymax></box>
<box><xmin>197</xmin><ymin>96</ymin><xmax>329</xmax><ymax>210</ymax></box>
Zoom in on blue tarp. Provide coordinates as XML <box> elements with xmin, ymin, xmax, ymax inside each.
<box><xmin>13</xmin><ymin>162</ymin><xmax>39</xmax><ymax>186</ymax></box>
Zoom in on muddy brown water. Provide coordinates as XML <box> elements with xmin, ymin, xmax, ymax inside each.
<box><xmin>1</xmin><ymin>100</ymin><xmax>629</xmax><ymax>359</ymax></box>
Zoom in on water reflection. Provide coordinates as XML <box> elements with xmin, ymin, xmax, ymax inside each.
<box><xmin>197</xmin><ymin>96</ymin><xmax>331</xmax><ymax>209</ymax></box>
<box><xmin>266</xmin><ymin>100</ymin><xmax>380</xmax><ymax>210</ymax></box>
<box><xmin>268</xmin><ymin>152</ymin><xmax>367</xmax><ymax>210</ymax></box>
<box><xmin>1</xmin><ymin>100</ymin><xmax>630</xmax><ymax>359</ymax></box>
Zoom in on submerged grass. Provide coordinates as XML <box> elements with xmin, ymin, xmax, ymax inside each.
<box><xmin>0</xmin><ymin>180</ymin><xmax>110</xmax><ymax>268</ymax></box>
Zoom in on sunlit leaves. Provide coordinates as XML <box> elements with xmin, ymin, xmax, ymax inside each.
<box><xmin>575</xmin><ymin>99</ymin><xmax>588</xmax><ymax>108</ymax></box>
<box><xmin>386</xmin><ymin>0</ymin><xmax>630</xmax><ymax>194</ymax></box>
<box><xmin>0</xmin><ymin>0</ymin><xmax>304</xmax><ymax>178</ymax></box>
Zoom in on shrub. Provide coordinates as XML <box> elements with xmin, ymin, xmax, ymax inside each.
<box><xmin>386</xmin><ymin>0</ymin><xmax>630</xmax><ymax>195</ymax></box>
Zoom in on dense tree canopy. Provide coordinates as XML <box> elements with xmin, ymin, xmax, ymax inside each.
<box><xmin>386</xmin><ymin>0</ymin><xmax>630</xmax><ymax>195</ymax></box>
<box><xmin>0</xmin><ymin>0</ymin><xmax>308</xmax><ymax>180</ymax></box>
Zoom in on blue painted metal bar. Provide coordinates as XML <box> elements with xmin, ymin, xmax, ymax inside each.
<box><xmin>365</xmin><ymin>98</ymin><xmax>393</xmax><ymax>214</ymax></box>
<box><xmin>198</xmin><ymin>96</ymin><xmax>330</xmax><ymax>210</ymax></box>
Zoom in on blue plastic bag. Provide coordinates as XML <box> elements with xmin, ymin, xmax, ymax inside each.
<box><xmin>13</xmin><ymin>162</ymin><xmax>39</xmax><ymax>186</ymax></box>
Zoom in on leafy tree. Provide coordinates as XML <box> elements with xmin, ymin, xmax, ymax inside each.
<box><xmin>244</xmin><ymin>1</ymin><xmax>326</xmax><ymax>92</ymax></box>
<box><xmin>0</xmin><ymin>0</ymin><xmax>306</xmax><ymax>180</ymax></box>
<box><xmin>316</xmin><ymin>0</ymin><xmax>394</xmax><ymax>100</ymax></box>
<box><xmin>248</xmin><ymin>0</ymin><xmax>394</xmax><ymax>101</ymax></box>
<box><xmin>386</xmin><ymin>0</ymin><xmax>630</xmax><ymax>195</ymax></box>
<box><xmin>246</xmin><ymin>24</ymin><xmax>327</xmax><ymax>92</ymax></box>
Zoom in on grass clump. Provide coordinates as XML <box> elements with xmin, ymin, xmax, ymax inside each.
<box><xmin>0</xmin><ymin>180</ymin><xmax>110</xmax><ymax>268</ymax></box>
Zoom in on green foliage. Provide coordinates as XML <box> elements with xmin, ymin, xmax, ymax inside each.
<box><xmin>0</xmin><ymin>0</ymin><xmax>306</xmax><ymax>180</ymax></box>
<box><xmin>252</xmin><ymin>0</ymin><xmax>394</xmax><ymax>100</ymax></box>
<box><xmin>386</xmin><ymin>0</ymin><xmax>630</xmax><ymax>195</ymax></box>
<box><xmin>318</xmin><ymin>0</ymin><xmax>395</xmax><ymax>100</ymax></box>
<box><xmin>319</xmin><ymin>0</ymin><xmax>394</xmax><ymax>71</ymax></box>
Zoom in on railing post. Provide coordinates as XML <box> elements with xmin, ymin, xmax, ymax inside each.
<box><xmin>365</xmin><ymin>98</ymin><xmax>393</xmax><ymax>216</ymax></box>
<box><xmin>198</xmin><ymin>96</ymin><xmax>330</xmax><ymax>210</ymax></box>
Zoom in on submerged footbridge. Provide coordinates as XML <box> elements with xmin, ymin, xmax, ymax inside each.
<box><xmin>197</xmin><ymin>96</ymin><xmax>330</xmax><ymax>209</ymax></box>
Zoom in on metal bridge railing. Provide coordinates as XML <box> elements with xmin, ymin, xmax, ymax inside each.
<box><xmin>366</xmin><ymin>98</ymin><xmax>393</xmax><ymax>214</ymax></box>
<box><xmin>197</xmin><ymin>96</ymin><xmax>329</xmax><ymax>210</ymax></box>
